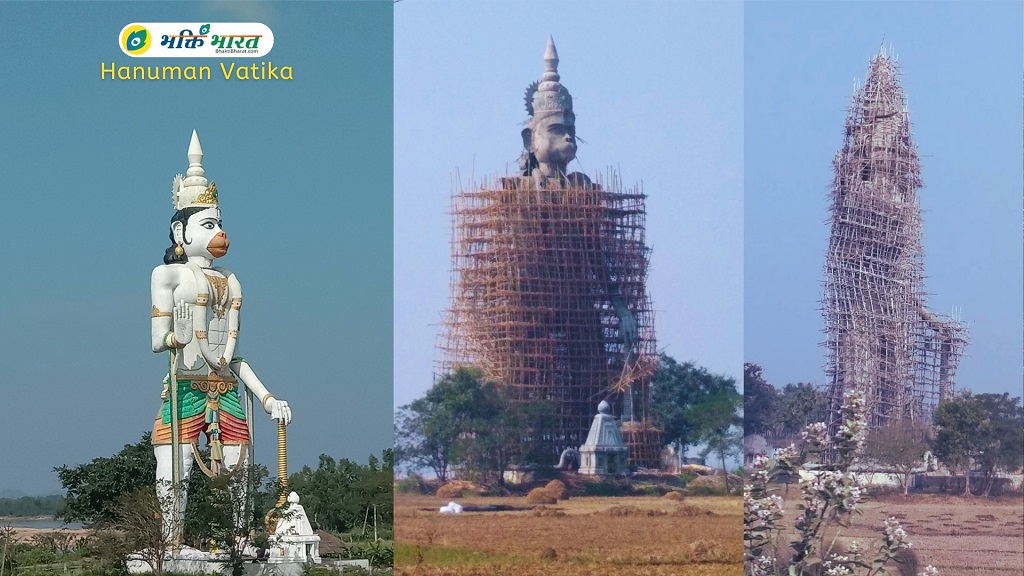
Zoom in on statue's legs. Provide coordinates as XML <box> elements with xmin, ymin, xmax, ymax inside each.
<box><xmin>155</xmin><ymin>443</ymin><xmax>195</xmax><ymax>542</ymax></box>
<box><xmin>220</xmin><ymin>444</ymin><xmax>252</xmax><ymax>545</ymax></box>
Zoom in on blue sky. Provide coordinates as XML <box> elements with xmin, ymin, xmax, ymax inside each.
<box><xmin>394</xmin><ymin>1</ymin><xmax>745</xmax><ymax>410</ymax></box>
<box><xmin>744</xmin><ymin>1</ymin><xmax>1023</xmax><ymax>397</ymax></box>
<box><xmin>0</xmin><ymin>1</ymin><xmax>393</xmax><ymax>495</ymax></box>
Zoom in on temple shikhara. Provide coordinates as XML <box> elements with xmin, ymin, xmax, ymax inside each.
<box><xmin>439</xmin><ymin>38</ymin><xmax>661</xmax><ymax>468</ymax></box>
<box><xmin>822</xmin><ymin>49</ymin><xmax>968</xmax><ymax>432</ymax></box>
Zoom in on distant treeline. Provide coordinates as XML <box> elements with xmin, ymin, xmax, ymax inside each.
<box><xmin>0</xmin><ymin>494</ymin><xmax>64</xmax><ymax>517</ymax></box>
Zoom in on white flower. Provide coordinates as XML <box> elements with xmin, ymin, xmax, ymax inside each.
<box><xmin>883</xmin><ymin>516</ymin><xmax>912</xmax><ymax>550</ymax></box>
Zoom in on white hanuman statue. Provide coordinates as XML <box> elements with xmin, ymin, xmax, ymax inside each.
<box><xmin>150</xmin><ymin>130</ymin><xmax>292</xmax><ymax>542</ymax></box>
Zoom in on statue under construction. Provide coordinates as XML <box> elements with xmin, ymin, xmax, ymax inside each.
<box><xmin>439</xmin><ymin>38</ymin><xmax>660</xmax><ymax>467</ymax></box>
<box><xmin>823</xmin><ymin>48</ymin><xmax>968</xmax><ymax>429</ymax></box>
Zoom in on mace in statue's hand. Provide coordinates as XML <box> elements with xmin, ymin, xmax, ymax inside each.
<box><xmin>173</xmin><ymin>300</ymin><xmax>194</xmax><ymax>347</ymax></box>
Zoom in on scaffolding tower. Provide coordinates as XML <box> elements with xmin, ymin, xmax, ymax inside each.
<box><xmin>823</xmin><ymin>49</ymin><xmax>968</xmax><ymax>430</ymax></box>
<box><xmin>439</xmin><ymin>170</ymin><xmax>661</xmax><ymax>467</ymax></box>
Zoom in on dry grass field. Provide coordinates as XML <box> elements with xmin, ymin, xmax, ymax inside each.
<box><xmin>774</xmin><ymin>492</ymin><xmax>1024</xmax><ymax>576</ymax></box>
<box><xmin>394</xmin><ymin>493</ymin><xmax>742</xmax><ymax>576</ymax></box>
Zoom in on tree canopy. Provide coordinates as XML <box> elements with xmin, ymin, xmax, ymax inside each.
<box><xmin>651</xmin><ymin>354</ymin><xmax>741</xmax><ymax>454</ymax></box>
<box><xmin>55</xmin><ymin>433</ymin><xmax>157</xmax><ymax>524</ymax></box>
<box><xmin>394</xmin><ymin>366</ymin><xmax>553</xmax><ymax>483</ymax></box>
<box><xmin>287</xmin><ymin>450</ymin><xmax>394</xmax><ymax>533</ymax></box>
<box><xmin>743</xmin><ymin>363</ymin><xmax>778</xmax><ymax>435</ymax></box>
<box><xmin>742</xmin><ymin>363</ymin><xmax>828</xmax><ymax>436</ymax></box>
<box><xmin>934</xmin><ymin>392</ymin><xmax>1024</xmax><ymax>496</ymax></box>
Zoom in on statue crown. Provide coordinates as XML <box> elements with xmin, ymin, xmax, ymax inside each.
<box><xmin>172</xmin><ymin>130</ymin><xmax>220</xmax><ymax>211</ymax></box>
<box><xmin>525</xmin><ymin>37</ymin><xmax>574</xmax><ymax>122</ymax></box>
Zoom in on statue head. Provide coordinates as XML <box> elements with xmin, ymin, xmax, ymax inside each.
<box><xmin>521</xmin><ymin>37</ymin><xmax>577</xmax><ymax>178</ymax></box>
<box><xmin>163</xmin><ymin>130</ymin><xmax>230</xmax><ymax>265</ymax></box>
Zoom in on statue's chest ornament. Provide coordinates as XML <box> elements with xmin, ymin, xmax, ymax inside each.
<box><xmin>203</xmin><ymin>271</ymin><xmax>230</xmax><ymax>320</ymax></box>
<box><xmin>184</xmin><ymin>262</ymin><xmax>239</xmax><ymax>370</ymax></box>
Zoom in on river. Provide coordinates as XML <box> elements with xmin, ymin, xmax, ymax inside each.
<box><xmin>0</xmin><ymin>517</ymin><xmax>83</xmax><ymax>530</ymax></box>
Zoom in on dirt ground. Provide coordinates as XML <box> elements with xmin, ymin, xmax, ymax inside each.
<box><xmin>394</xmin><ymin>493</ymin><xmax>743</xmax><ymax>576</ymax></box>
<box><xmin>0</xmin><ymin>526</ymin><xmax>88</xmax><ymax>544</ymax></box>
<box><xmin>776</xmin><ymin>493</ymin><xmax>1024</xmax><ymax>576</ymax></box>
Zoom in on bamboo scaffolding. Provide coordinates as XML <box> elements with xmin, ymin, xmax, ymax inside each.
<box><xmin>822</xmin><ymin>51</ymin><xmax>968</xmax><ymax>434</ymax></box>
<box><xmin>439</xmin><ymin>169</ymin><xmax>660</xmax><ymax>467</ymax></box>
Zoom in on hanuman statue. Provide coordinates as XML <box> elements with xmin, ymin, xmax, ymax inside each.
<box><xmin>150</xmin><ymin>131</ymin><xmax>292</xmax><ymax>543</ymax></box>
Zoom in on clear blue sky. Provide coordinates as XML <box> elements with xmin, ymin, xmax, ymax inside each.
<box><xmin>0</xmin><ymin>1</ymin><xmax>394</xmax><ymax>495</ymax></box>
<box><xmin>744</xmin><ymin>2</ymin><xmax>1023</xmax><ymax>397</ymax></box>
<box><xmin>394</xmin><ymin>1</ymin><xmax>745</xmax><ymax>409</ymax></box>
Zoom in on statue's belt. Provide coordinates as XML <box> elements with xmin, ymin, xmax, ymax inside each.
<box><xmin>161</xmin><ymin>376</ymin><xmax>245</xmax><ymax>424</ymax></box>
<box><xmin>185</xmin><ymin>374</ymin><xmax>238</xmax><ymax>394</ymax></box>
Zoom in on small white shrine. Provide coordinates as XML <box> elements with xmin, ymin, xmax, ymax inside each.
<box><xmin>578</xmin><ymin>401</ymin><xmax>629</xmax><ymax>475</ymax></box>
<box><xmin>268</xmin><ymin>492</ymin><xmax>321</xmax><ymax>564</ymax></box>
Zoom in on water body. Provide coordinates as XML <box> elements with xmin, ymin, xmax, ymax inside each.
<box><xmin>1</xmin><ymin>517</ymin><xmax>83</xmax><ymax>530</ymax></box>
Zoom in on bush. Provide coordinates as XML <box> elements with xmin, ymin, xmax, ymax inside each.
<box><xmin>525</xmin><ymin>488</ymin><xmax>557</xmax><ymax>505</ymax></box>
<box><xmin>634</xmin><ymin>484</ymin><xmax>662</xmax><ymax>496</ymax></box>
<box><xmin>543</xmin><ymin>480</ymin><xmax>568</xmax><ymax>500</ymax></box>
<box><xmin>685</xmin><ymin>475</ymin><xmax>727</xmax><ymax>496</ymax></box>
<box><xmin>435</xmin><ymin>483</ymin><xmax>465</xmax><ymax>499</ymax></box>
<box><xmin>580</xmin><ymin>478</ymin><xmax>631</xmax><ymax>497</ymax></box>
<box><xmin>340</xmin><ymin>540</ymin><xmax>394</xmax><ymax>568</ymax></box>
<box><xmin>395</xmin><ymin>475</ymin><xmax>427</xmax><ymax>495</ymax></box>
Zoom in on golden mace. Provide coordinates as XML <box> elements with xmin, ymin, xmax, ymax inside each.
<box><xmin>265</xmin><ymin>419</ymin><xmax>288</xmax><ymax>532</ymax></box>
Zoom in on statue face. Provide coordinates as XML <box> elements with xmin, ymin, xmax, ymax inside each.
<box><xmin>531</xmin><ymin>115</ymin><xmax>577</xmax><ymax>168</ymax></box>
<box><xmin>174</xmin><ymin>207</ymin><xmax>229</xmax><ymax>261</ymax></box>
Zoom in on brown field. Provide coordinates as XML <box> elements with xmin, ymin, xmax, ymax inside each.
<box><xmin>394</xmin><ymin>493</ymin><xmax>742</xmax><ymax>576</ymax></box>
<box><xmin>775</xmin><ymin>492</ymin><xmax>1024</xmax><ymax>576</ymax></box>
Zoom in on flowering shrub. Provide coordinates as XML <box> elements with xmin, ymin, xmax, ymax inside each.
<box><xmin>744</xmin><ymin>389</ymin><xmax>938</xmax><ymax>576</ymax></box>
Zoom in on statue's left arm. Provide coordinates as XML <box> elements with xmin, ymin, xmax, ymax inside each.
<box><xmin>230</xmin><ymin>358</ymin><xmax>292</xmax><ymax>425</ymax></box>
<box><xmin>220</xmin><ymin>270</ymin><xmax>292</xmax><ymax>425</ymax></box>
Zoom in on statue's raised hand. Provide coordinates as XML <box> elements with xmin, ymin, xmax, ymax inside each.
<box><xmin>611</xmin><ymin>295</ymin><xmax>638</xmax><ymax>353</ymax></box>
<box><xmin>173</xmin><ymin>300</ymin><xmax>194</xmax><ymax>347</ymax></box>
<box><xmin>267</xmin><ymin>398</ymin><xmax>292</xmax><ymax>425</ymax></box>
<box><xmin>619</xmin><ymin>310</ymin><xmax>638</xmax><ymax>352</ymax></box>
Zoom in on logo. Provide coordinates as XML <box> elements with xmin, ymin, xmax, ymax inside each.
<box><xmin>121</xmin><ymin>24</ymin><xmax>152</xmax><ymax>55</ymax></box>
<box><xmin>118</xmin><ymin>23</ymin><xmax>274</xmax><ymax>58</ymax></box>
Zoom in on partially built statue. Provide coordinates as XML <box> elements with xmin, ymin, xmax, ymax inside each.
<box><xmin>440</xmin><ymin>38</ymin><xmax>660</xmax><ymax>467</ymax></box>
<box><xmin>822</xmin><ymin>49</ymin><xmax>968</xmax><ymax>430</ymax></box>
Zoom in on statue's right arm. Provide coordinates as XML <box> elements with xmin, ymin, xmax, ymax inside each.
<box><xmin>151</xmin><ymin>266</ymin><xmax>176</xmax><ymax>353</ymax></box>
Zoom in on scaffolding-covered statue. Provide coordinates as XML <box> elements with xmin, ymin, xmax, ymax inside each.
<box><xmin>440</xmin><ymin>38</ymin><xmax>661</xmax><ymax>468</ymax></box>
<box><xmin>823</xmin><ymin>49</ymin><xmax>968</xmax><ymax>431</ymax></box>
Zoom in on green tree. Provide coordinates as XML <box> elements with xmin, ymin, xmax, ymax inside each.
<box><xmin>393</xmin><ymin>362</ymin><xmax>501</xmax><ymax>479</ymax></box>
<box><xmin>698</xmin><ymin>424</ymin><xmax>743</xmax><ymax>493</ymax></box>
<box><xmin>775</xmin><ymin>382</ymin><xmax>829</xmax><ymax>435</ymax></box>
<box><xmin>0</xmin><ymin>495</ymin><xmax>64</xmax><ymax>517</ymax></box>
<box><xmin>743</xmin><ymin>362</ymin><xmax>779</xmax><ymax>435</ymax></box>
<box><xmin>55</xmin><ymin>433</ymin><xmax>157</xmax><ymax>524</ymax></box>
<box><xmin>395</xmin><ymin>367</ymin><xmax>491</xmax><ymax>482</ymax></box>
<box><xmin>974</xmin><ymin>393</ymin><xmax>1024</xmax><ymax>496</ymax></box>
<box><xmin>91</xmin><ymin>486</ymin><xmax>174</xmax><ymax>576</ymax></box>
<box><xmin>460</xmin><ymin>384</ymin><xmax>555</xmax><ymax>484</ymax></box>
<box><xmin>933</xmin><ymin>391</ymin><xmax>989</xmax><ymax>497</ymax></box>
<box><xmin>651</xmin><ymin>354</ymin><xmax>741</xmax><ymax>457</ymax></box>
<box><xmin>863</xmin><ymin>419</ymin><xmax>931</xmax><ymax>495</ymax></box>
<box><xmin>287</xmin><ymin>450</ymin><xmax>393</xmax><ymax>534</ymax></box>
